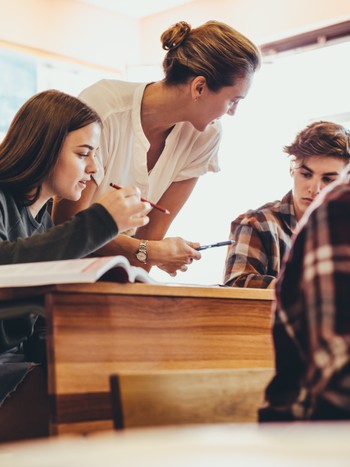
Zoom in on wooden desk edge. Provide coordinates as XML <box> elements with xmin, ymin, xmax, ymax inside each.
<box><xmin>0</xmin><ymin>283</ymin><xmax>274</xmax><ymax>301</ymax></box>
<box><xmin>51</xmin><ymin>282</ymin><xmax>275</xmax><ymax>300</ymax></box>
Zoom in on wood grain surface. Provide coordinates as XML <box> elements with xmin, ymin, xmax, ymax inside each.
<box><xmin>43</xmin><ymin>283</ymin><xmax>274</xmax><ymax>434</ymax></box>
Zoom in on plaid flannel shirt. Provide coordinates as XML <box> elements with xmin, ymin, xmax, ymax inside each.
<box><xmin>259</xmin><ymin>164</ymin><xmax>350</xmax><ymax>421</ymax></box>
<box><xmin>223</xmin><ymin>190</ymin><xmax>297</xmax><ymax>288</ymax></box>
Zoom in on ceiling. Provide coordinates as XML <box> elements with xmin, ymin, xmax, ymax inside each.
<box><xmin>78</xmin><ymin>0</ymin><xmax>195</xmax><ymax>18</ymax></box>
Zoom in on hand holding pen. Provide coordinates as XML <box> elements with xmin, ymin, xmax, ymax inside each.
<box><xmin>97</xmin><ymin>184</ymin><xmax>150</xmax><ymax>233</ymax></box>
<box><xmin>175</xmin><ymin>239</ymin><xmax>234</xmax><ymax>274</ymax></box>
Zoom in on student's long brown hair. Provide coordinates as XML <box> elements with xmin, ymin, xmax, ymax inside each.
<box><xmin>161</xmin><ymin>20</ymin><xmax>261</xmax><ymax>91</ymax></box>
<box><xmin>0</xmin><ymin>89</ymin><xmax>101</xmax><ymax>205</ymax></box>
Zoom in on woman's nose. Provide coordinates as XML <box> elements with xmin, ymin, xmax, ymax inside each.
<box><xmin>87</xmin><ymin>156</ymin><xmax>98</xmax><ymax>174</ymax></box>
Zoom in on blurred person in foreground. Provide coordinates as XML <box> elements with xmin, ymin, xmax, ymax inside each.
<box><xmin>260</xmin><ymin>148</ymin><xmax>350</xmax><ymax>421</ymax></box>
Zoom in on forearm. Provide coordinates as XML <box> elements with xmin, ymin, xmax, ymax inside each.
<box><xmin>96</xmin><ymin>234</ymin><xmax>147</xmax><ymax>268</ymax></box>
<box><xmin>223</xmin><ymin>221</ymin><xmax>277</xmax><ymax>289</ymax></box>
<box><xmin>224</xmin><ymin>246</ymin><xmax>274</xmax><ymax>289</ymax></box>
<box><xmin>54</xmin><ymin>179</ymin><xmax>200</xmax><ymax>275</ymax></box>
<box><xmin>0</xmin><ymin>205</ymin><xmax>118</xmax><ymax>265</ymax></box>
<box><xmin>226</xmin><ymin>273</ymin><xmax>276</xmax><ymax>289</ymax></box>
<box><xmin>95</xmin><ymin>233</ymin><xmax>199</xmax><ymax>275</ymax></box>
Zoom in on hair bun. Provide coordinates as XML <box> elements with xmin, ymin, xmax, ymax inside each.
<box><xmin>161</xmin><ymin>21</ymin><xmax>191</xmax><ymax>51</ymax></box>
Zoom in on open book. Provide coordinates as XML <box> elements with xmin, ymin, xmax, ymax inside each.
<box><xmin>0</xmin><ymin>256</ymin><xmax>157</xmax><ymax>288</ymax></box>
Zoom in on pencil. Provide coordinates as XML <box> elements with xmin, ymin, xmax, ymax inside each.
<box><xmin>109</xmin><ymin>183</ymin><xmax>170</xmax><ymax>215</ymax></box>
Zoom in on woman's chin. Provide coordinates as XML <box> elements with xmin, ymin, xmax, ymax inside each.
<box><xmin>65</xmin><ymin>191</ymin><xmax>82</xmax><ymax>202</ymax></box>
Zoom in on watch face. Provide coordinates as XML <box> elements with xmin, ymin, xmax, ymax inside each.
<box><xmin>136</xmin><ymin>251</ymin><xmax>147</xmax><ymax>262</ymax></box>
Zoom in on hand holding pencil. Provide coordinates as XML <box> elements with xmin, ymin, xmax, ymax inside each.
<box><xmin>110</xmin><ymin>183</ymin><xmax>170</xmax><ymax>214</ymax></box>
<box><xmin>97</xmin><ymin>184</ymin><xmax>151</xmax><ymax>233</ymax></box>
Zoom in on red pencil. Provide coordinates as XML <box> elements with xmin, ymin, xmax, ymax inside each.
<box><xmin>109</xmin><ymin>183</ymin><xmax>170</xmax><ymax>215</ymax></box>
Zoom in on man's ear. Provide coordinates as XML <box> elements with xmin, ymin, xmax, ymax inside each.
<box><xmin>191</xmin><ymin>76</ymin><xmax>207</xmax><ymax>101</ymax></box>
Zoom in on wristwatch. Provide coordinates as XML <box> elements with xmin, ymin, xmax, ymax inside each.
<box><xmin>135</xmin><ymin>240</ymin><xmax>148</xmax><ymax>264</ymax></box>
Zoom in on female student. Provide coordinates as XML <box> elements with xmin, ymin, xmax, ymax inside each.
<box><xmin>223</xmin><ymin>121</ymin><xmax>350</xmax><ymax>289</ymax></box>
<box><xmin>53</xmin><ymin>20</ymin><xmax>261</xmax><ymax>277</ymax></box>
<box><xmin>0</xmin><ymin>89</ymin><xmax>150</xmax><ymax>441</ymax></box>
<box><xmin>0</xmin><ymin>89</ymin><xmax>150</xmax><ymax>264</ymax></box>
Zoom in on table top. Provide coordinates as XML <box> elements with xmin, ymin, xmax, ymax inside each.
<box><xmin>1</xmin><ymin>422</ymin><xmax>349</xmax><ymax>467</ymax></box>
<box><xmin>0</xmin><ymin>282</ymin><xmax>274</xmax><ymax>301</ymax></box>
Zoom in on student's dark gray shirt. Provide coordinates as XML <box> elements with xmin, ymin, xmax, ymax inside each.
<box><xmin>0</xmin><ymin>190</ymin><xmax>120</xmax><ymax>407</ymax></box>
<box><xmin>0</xmin><ymin>190</ymin><xmax>118</xmax><ymax>264</ymax></box>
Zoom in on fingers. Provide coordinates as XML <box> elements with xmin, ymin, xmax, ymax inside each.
<box><xmin>187</xmin><ymin>240</ymin><xmax>201</xmax><ymax>251</ymax></box>
<box><xmin>117</xmin><ymin>185</ymin><xmax>142</xmax><ymax>198</ymax></box>
<box><xmin>116</xmin><ymin>187</ymin><xmax>152</xmax><ymax>218</ymax></box>
<box><xmin>125</xmin><ymin>198</ymin><xmax>151</xmax><ymax>230</ymax></box>
<box><xmin>159</xmin><ymin>255</ymin><xmax>197</xmax><ymax>276</ymax></box>
<box><xmin>184</xmin><ymin>241</ymin><xmax>201</xmax><ymax>261</ymax></box>
<box><xmin>153</xmin><ymin>237</ymin><xmax>204</xmax><ymax>277</ymax></box>
<box><xmin>125</xmin><ymin>200</ymin><xmax>151</xmax><ymax>217</ymax></box>
<box><xmin>112</xmin><ymin>186</ymin><xmax>149</xmax><ymax>210</ymax></box>
<box><xmin>124</xmin><ymin>218</ymin><xmax>149</xmax><ymax>230</ymax></box>
<box><xmin>100</xmin><ymin>185</ymin><xmax>151</xmax><ymax>233</ymax></box>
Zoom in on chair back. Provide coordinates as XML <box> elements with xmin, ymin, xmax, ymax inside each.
<box><xmin>110</xmin><ymin>368</ymin><xmax>273</xmax><ymax>429</ymax></box>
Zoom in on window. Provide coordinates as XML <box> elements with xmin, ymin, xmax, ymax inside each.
<box><xmin>150</xmin><ymin>30</ymin><xmax>350</xmax><ymax>285</ymax></box>
<box><xmin>0</xmin><ymin>46</ymin><xmax>120</xmax><ymax>141</ymax></box>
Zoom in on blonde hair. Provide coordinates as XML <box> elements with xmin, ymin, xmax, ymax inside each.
<box><xmin>161</xmin><ymin>21</ymin><xmax>261</xmax><ymax>91</ymax></box>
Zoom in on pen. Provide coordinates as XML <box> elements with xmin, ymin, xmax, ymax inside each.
<box><xmin>109</xmin><ymin>183</ymin><xmax>170</xmax><ymax>215</ymax></box>
<box><xmin>196</xmin><ymin>240</ymin><xmax>235</xmax><ymax>251</ymax></box>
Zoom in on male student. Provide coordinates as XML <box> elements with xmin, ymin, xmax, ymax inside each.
<box><xmin>223</xmin><ymin>121</ymin><xmax>350</xmax><ymax>288</ymax></box>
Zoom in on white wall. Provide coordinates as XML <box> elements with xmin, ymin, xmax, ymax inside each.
<box><xmin>140</xmin><ymin>0</ymin><xmax>350</xmax><ymax>64</ymax></box>
<box><xmin>1</xmin><ymin>0</ymin><xmax>349</xmax><ymax>71</ymax></box>
<box><xmin>0</xmin><ymin>0</ymin><xmax>139</xmax><ymax>73</ymax></box>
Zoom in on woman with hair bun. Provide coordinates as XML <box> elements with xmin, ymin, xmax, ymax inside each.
<box><xmin>53</xmin><ymin>20</ymin><xmax>261</xmax><ymax>277</ymax></box>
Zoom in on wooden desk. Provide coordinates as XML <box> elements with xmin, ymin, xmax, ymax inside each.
<box><xmin>1</xmin><ymin>422</ymin><xmax>349</xmax><ymax>466</ymax></box>
<box><xmin>1</xmin><ymin>283</ymin><xmax>274</xmax><ymax>435</ymax></box>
